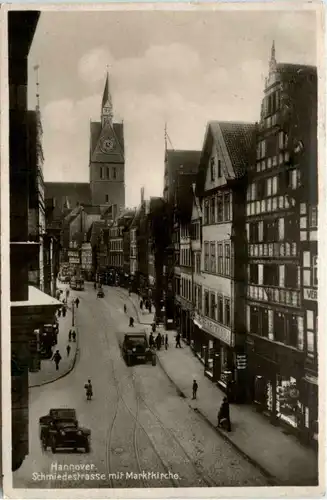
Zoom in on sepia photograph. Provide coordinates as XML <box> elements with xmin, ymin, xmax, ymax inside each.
<box><xmin>3</xmin><ymin>2</ymin><xmax>322</xmax><ymax>495</ymax></box>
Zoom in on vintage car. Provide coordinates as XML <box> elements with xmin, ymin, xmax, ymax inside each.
<box><xmin>39</xmin><ymin>408</ymin><xmax>91</xmax><ymax>453</ymax></box>
<box><xmin>122</xmin><ymin>333</ymin><xmax>156</xmax><ymax>366</ymax></box>
<box><xmin>97</xmin><ymin>289</ymin><xmax>104</xmax><ymax>298</ymax></box>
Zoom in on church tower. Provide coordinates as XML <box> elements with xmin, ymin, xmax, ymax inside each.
<box><xmin>89</xmin><ymin>72</ymin><xmax>125</xmax><ymax>213</ymax></box>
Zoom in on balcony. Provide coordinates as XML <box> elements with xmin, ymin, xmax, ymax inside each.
<box><xmin>247</xmin><ymin>284</ymin><xmax>300</xmax><ymax>307</ymax></box>
<box><xmin>248</xmin><ymin>242</ymin><xmax>298</xmax><ymax>259</ymax></box>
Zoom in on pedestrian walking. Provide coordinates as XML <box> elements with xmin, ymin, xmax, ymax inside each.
<box><xmin>66</xmin><ymin>288</ymin><xmax>70</xmax><ymax>299</ymax></box>
<box><xmin>75</xmin><ymin>297</ymin><xmax>80</xmax><ymax>309</ymax></box>
<box><xmin>124</xmin><ymin>304</ymin><xmax>127</xmax><ymax>313</ymax></box>
<box><xmin>161</xmin><ymin>333</ymin><xmax>165</xmax><ymax>346</ymax></box>
<box><xmin>58</xmin><ymin>308</ymin><xmax>62</xmax><ymax>318</ymax></box>
<box><xmin>156</xmin><ymin>332</ymin><xmax>162</xmax><ymax>350</ymax></box>
<box><xmin>66</xmin><ymin>344</ymin><xmax>71</xmax><ymax>357</ymax></box>
<box><xmin>152</xmin><ymin>322</ymin><xmax>156</xmax><ymax>333</ymax></box>
<box><xmin>62</xmin><ymin>305</ymin><xmax>67</xmax><ymax>318</ymax></box>
<box><xmin>52</xmin><ymin>350</ymin><xmax>62</xmax><ymax>371</ymax></box>
<box><xmin>129</xmin><ymin>317</ymin><xmax>134</xmax><ymax>327</ymax></box>
<box><xmin>149</xmin><ymin>302</ymin><xmax>152</xmax><ymax>313</ymax></box>
<box><xmin>140</xmin><ymin>300</ymin><xmax>143</xmax><ymax>311</ymax></box>
<box><xmin>84</xmin><ymin>379</ymin><xmax>93</xmax><ymax>400</ymax></box>
<box><xmin>72</xmin><ymin>330</ymin><xmax>76</xmax><ymax>342</ymax></box>
<box><xmin>149</xmin><ymin>332</ymin><xmax>154</xmax><ymax>348</ymax></box>
<box><xmin>68</xmin><ymin>329</ymin><xmax>72</xmax><ymax>342</ymax></box>
<box><xmin>192</xmin><ymin>380</ymin><xmax>198</xmax><ymax>400</ymax></box>
<box><xmin>94</xmin><ymin>282</ymin><xmax>97</xmax><ymax>290</ymax></box>
<box><xmin>217</xmin><ymin>397</ymin><xmax>231</xmax><ymax>432</ymax></box>
<box><xmin>175</xmin><ymin>332</ymin><xmax>182</xmax><ymax>348</ymax></box>
<box><xmin>165</xmin><ymin>333</ymin><xmax>169</xmax><ymax>350</ymax></box>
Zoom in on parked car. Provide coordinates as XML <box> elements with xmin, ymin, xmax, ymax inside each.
<box><xmin>122</xmin><ymin>333</ymin><xmax>156</xmax><ymax>366</ymax></box>
<box><xmin>39</xmin><ymin>408</ymin><xmax>91</xmax><ymax>453</ymax></box>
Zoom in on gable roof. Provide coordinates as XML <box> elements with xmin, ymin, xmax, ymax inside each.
<box><xmin>166</xmin><ymin>150</ymin><xmax>201</xmax><ymax>176</ymax></box>
<box><xmin>45</xmin><ymin>182</ymin><xmax>91</xmax><ymax>212</ymax></box>
<box><xmin>197</xmin><ymin>121</ymin><xmax>256</xmax><ymax>194</ymax></box>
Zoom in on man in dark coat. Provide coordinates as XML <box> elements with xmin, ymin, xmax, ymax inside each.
<box><xmin>149</xmin><ymin>332</ymin><xmax>154</xmax><ymax>348</ymax></box>
<box><xmin>175</xmin><ymin>333</ymin><xmax>182</xmax><ymax>348</ymax></box>
<box><xmin>75</xmin><ymin>297</ymin><xmax>80</xmax><ymax>308</ymax></box>
<box><xmin>156</xmin><ymin>333</ymin><xmax>162</xmax><ymax>350</ymax></box>
<box><xmin>192</xmin><ymin>380</ymin><xmax>198</xmax><ymax>399</ymax></box>
<box><xmin>218</xmin><ymin>397</ymin><xmax>231</xmax><ymax>432</ymax></box>
<box><xmin>52</xmin><ymin>350</ymin><xmax>62</xmax><ymax>371</ymax></box>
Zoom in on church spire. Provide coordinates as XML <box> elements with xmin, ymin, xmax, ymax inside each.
<box><xmin>101</xmin><ymin>68</ymin><xmax>113</xmax><ymax>126</ymax></box>
<box><xmin>269</xmin><ymin>40</ymin><xmax>277</xmax><ymax>75</ymax></box>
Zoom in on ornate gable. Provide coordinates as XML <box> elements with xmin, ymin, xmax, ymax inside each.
<box><xmin>91</xmin><ymin>121</ymin><xmax>124</xmax><ymax>164</ymax></box>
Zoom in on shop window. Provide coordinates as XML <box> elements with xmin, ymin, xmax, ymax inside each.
<box><xmin>250</xmin><ymin>306</ymin><xmax>259</xmax><ymax>334</ymax></box>
<box><xmin>210</xmin><ymin>243</ymin><xmax>216</xmax><ymax>273</ymax></box>
<box><xmin>217</xmin><ymin>195</ymin><xmax>223</xmax><ymax>222</ymax></box>
<box><xmin>274</xmin><ymin>312</ymin><xmax>285</xmax><ymax>343</ymax></box>
<box><xmin>204</xmin><ymin>291</ymin><xmax>210</xmax><ymax>317</ymax></box>
<box><xmin>204</xmin><ymin>242</ymin><xmax>209</xmax><ymax>272</ymax></box>
<box><xmin>210</xmin><ymin>293</ymin><xmax>216</xmax><ymax>320</ymax></box>
<box><xmin>218</xmin><ymin>295</ymin><xmax>223</xmax><ymax>323</ymax></box>
<box><xmin>276</xmin><ymin>375</ymin><xmax>299</xmax><ymax>428</ymax></box>
<box><xmin>224</xmin><ymin>192</ymin><xmax>231</xmax><ymax>221</ymax></box>
<box><xmin>210</xmin><ymin>198</ymin><xmax>216</xmax><ymax>224</ymax></box>
<box><xmin>210</xmin><ymin>157</ymin><xmax>215</xmax><ymax>181</ymax></box>
<box><xmin>225</xmin><ymin>243</ymin><xmax>230</xmax><ymax>276</ymax></box>
<box><xmin>285</xmin><ymin>264</ymin><xmax>298</xmax><ymax>289</ymax></box>
<box><xmin>217</xmin><ymin>244</ymin><xmax>223</xmax><ymax>274</ymax></box>
<box><xmin>225</xmin><ymin>299</ymin><xmax>231</xmax><ymax>327</ymax></box>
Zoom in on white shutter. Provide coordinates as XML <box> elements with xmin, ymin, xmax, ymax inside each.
<box><xmin>279</xmin><ymin>218</ymin><xmax>285</xmax><ymax>240</ymax></box>
<box><xmin>258</xmin><ymin>221</ymin><xmax>263</xmax><ymax>241</ymax></box>
<box><xmin>268</xmin><ymin>310</ymin><xmax>274</xmax><ymax>340</ymax></box>
<box><xmin>279</xmin><ymin>265</ymin><xmax>285</xmax><ymax>287</ymax></box>
<box><xmin>258</xmin><ymin>264</ymin><xmax>263</xmax><ymax>285</ymax></box>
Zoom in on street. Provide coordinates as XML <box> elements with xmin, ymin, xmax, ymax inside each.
<box><xmin>13</xmin><ymin>283</ymin><xmax>268</xmax><ymax>489</ymax></box>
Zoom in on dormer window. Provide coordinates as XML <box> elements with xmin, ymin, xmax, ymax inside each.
<box><xmin>210</xmin><ymin>157</ymin><xmax>215</xmax><ymax>181</ymax></box>
<box><xmin>217</xmin><ymin>159</ymin><xmax>222</xmax><ymax>178</ymax></box>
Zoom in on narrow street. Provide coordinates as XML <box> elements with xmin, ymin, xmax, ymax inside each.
<box><xmin>13</xmin><ymin>283</ymin><xmax>268</xmax><ymax>489</ymax></box>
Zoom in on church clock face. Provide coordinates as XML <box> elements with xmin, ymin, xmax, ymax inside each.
<box><xmin>100</xmin><ymin>138</ymin><xmax>115</xmax><ymax>153</ymax></box>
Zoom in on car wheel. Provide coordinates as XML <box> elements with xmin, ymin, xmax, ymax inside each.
<box><xmin>51</xmin><ymin>437</ymin><xmax>57</xmax><ymax>453</ymax></box>
<box><xmin>85</xmin><ymin>441</ymin><xmax>90</xmax><ymax>453</ymax></box>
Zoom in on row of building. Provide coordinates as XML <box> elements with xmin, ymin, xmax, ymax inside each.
<box><xmin>76</xmin><ymin>45</ymin><xmax>317</xmax><ymax>447</ymax></box>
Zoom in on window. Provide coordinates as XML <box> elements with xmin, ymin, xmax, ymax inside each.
<box><xmin>225</xmin><ymin>244</ymin><xmax>230</xmax><ymax>276</ymax></box>
<box><xmin>313</xmin><ymin>255</ymin><xmax>318</xmax><ymax>286</ymax></box>
<box><xmin>225</xmin><ymin>299</ymin><xmax>231</xmax><ymax>327</ymax></box>
<box><xmin>210</xmin><ymin>293</ymin><xmax>216</xmax><ymax>320</ymax></box>
<box><xmin>309</xmin><ymin>206</ymin><xmax>318</xmax><ymax>227</ymax></box>
<box><xmin>218</xmin><ymin>244</ymin><xmax>223</xmax><ymax>274</ymax></box>
<box><xmin>196</xmin><ymin>253</ymin><xmax>201</xmax><ymax>274</ymax></box>
<box><xmin>260</xmin><ymin>309</ymin><xmax>269</xmax><ymax>338</ymax></box>
<box><xmin>306</xmin><ymin>310</ymin><xmax>314</xmax><ymax>331</ymax></box>
<box><xmin>218</xmin><ymin>295</ymin><xmax>224</xmax><ymax>322</ymax></box>
<box><xmin>210</xmin><ymin>157</ymin><xmax>215</xmax><ymax>181</ymax></box>
<box><xmin>204</xmin><ymin>200</ymin><xmax>209</xmax><ymax>225</ymax></box>
<box><xmin>267</xmin><ymin>177</ymin><xmax>272</xmax><ymax>196</ymax></box>
<box><xmin>204</xmin><ymin>291</ymin><xmax>210</xmax><ymax>316</ymax></box>
<box><xmin>285</xmin><ymin>264</ymin><xmax>298</xmax><ymax>289</ymax></box>
<box><xmin>307</xmin><ymin>331</ymin><xmax>315</xmax><ymax>357</ymax></box>
<box><xmin>274</xmin><ymin>312</ymin><xmax>285</xmax><ymax>343</ymax></box>
<box><xmin>210</xmin><ymin>242</ymin><xmax>216</xmax><ymax>273</ymax></box>
<box><xmin>272</xmin><ymin>176</ymin><xmax>278</xmax><ymax>195</ymax></box>
<box><xmin>249</xmin><ymin>264</ymin><xmax>258</xmax><ymax>284</ymax></box>
<box><xmin>112</xmin><ymin>167</ymin><xmax>117</xmax><ymax>179</ymax></box>
<box><xmin>250</xmin><ymin>306</ymin><xmax>259</xmax><ymax>334</ymax></box>
<box><xmin>287</xmin><ymin>314</ymin><xmax>298</xmax><ymax>348</ymax></box>
<box><xmin>204</xmin><ymin>242</ymin><xmax>209</xmax><ymax>272</ymax></box>
<box><xmin>106</xmin><ymin>167</ymin><xmax>110</xmax><ymax>179</ymax></box>
<box><xmin>263</xmin><ymin>264</ymin><xmax>279</xmax><ymax>286</ymax></box>
<box><xmin>210</xmin><ymin>198</ymin><xmax>216</xmax><ymax>224</ymax></box>
<box><xmin>105</xmin><ymin>194</ymin><xmax>109</xmax><ymax>203</ymax></box>
<box><xmin>224</xmin><ymin>193</ymin><xmax>230</xmax><ymax>221</ymax></box>
<box><xmin>100</xmin><ymin>166</ymin><xmax>104</xmax><ymax>179</ymax></box>
<box><xmin>217</xmin><ymin>195</ymin><xmax>223</xmax><ymax>222</ymax></box>
<box><xmin>249</xmin><ymin>222</ymin><xmax>259</xmax><ymax>243</ymax></box>
<box><xmin>217</xmin><ymin>159</ymin><xmax>222</xmax><ymax>178</ymax></box>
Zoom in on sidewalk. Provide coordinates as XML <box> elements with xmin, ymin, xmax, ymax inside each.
<box><xmin>29</xmin><ymin>304</ymin><xmax>79</xmax><ymax>388</ymax></box>
<box><xmin>118</xmin><ymin>288</ymin><xmax>154</xmax><ymax>325</ymax></box>
<box><xmin>121</xmin><ymin>287</ymin><xmax>318</xmax><ymax>486</ymax></box>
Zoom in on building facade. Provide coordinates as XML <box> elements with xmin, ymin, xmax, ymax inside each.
<box><xmin>245</xmin><ymin>45</ymin><xmax>318</xmax><ymax>440</ymax></box>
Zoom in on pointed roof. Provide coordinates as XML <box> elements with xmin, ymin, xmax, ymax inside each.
<box><xmin>102</xmin><ymin>72</ymin><xmax>110</xmax><ymax>109</ymax></box>
<box><xmin>89</xmin><ymin>121</ymin><xmax>124</xmax><ymax>163</ymax></box>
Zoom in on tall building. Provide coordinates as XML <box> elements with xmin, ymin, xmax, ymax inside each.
<box><xmin>89</xmin><ymin>73</ymin><xmax>125</xmax><ymax>212</ymax></box>
<box><xmin>245</xmin><ymin>43</ymin><xmax>317</xmax><ymax>442</ymax></box>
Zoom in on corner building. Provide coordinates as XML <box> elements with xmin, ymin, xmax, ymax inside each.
<box><xmin>245</xmin><ymin>44</ymin><xmax>317</xmax><ymax>441</ymax></box>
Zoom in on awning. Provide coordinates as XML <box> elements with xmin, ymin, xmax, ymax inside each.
<box><xmin>11</xmin><ymin>286</ymin><xmax>62</xmax><ymax>308</ymax></box>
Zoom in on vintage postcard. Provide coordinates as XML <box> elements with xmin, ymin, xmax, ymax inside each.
<box><xmin>1</xmin><ymin>2</ymin><xmax>324</xmax><ymax>498</ymax></box>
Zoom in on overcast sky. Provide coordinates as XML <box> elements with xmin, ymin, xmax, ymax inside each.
<box><xmin>27</xmin><ymin>8</ymin><xmax>317</xmax><ymax>208</ymax></box>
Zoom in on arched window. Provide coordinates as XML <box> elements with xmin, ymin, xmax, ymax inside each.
<box><xmin>112</xmin><ymin>167</ymin><xmax>117</xmax><ymax>179</ymax></box>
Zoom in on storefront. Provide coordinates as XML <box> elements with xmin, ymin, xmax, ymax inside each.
<box><xmin>247</xmin><ymin>334</ymin><xmax>306</xmax><ymax>434</ymax></box>
<box><xmin>175</xmin><ymin>297</ymin><xmax>193</xmax><ymax>343</ymax></box>
<box><xmin>192</xmin><ymin>313</ymin><xmax>238</xmax><ymax>397</ymax></box>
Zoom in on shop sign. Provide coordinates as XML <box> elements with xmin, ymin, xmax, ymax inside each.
<box><xmin>304</xmin><ymin>288</ymin><xmax>317</xmax><ymax>302</ymax></box>
<box><xmin>193</xmin><ymin>313</ymin><xmax>232</xmax><ymax>346</ymax></box>
<box><xmin>69</xmin><ymin>257</ymin><xmax>80</xmax><ymax>264</ymax></box>
<box><xmin>236</xmin><ymin>354</ymin><xmax>247</xmax><ymax>370</ymax></box>
<box><xmin>68</xmin><ymin>250</ymin><xmax>79</xmax><ymax>259</ymax></box>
